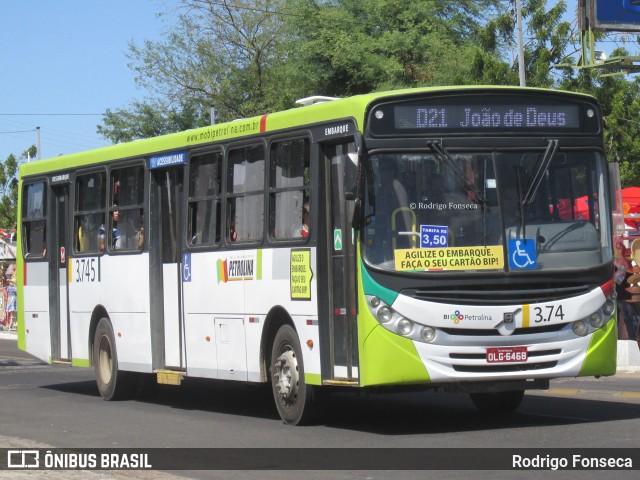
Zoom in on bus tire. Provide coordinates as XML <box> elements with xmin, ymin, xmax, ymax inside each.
<box><xmin>469</xmin><ymin>390</ymin><xmax>525</xmax><ymax>414</ymax></box>
<box><xmin>93</xmin><ymin>317</ymin><xmax>133</xmax><ymax>401</ymax></box>
<box><xmin>270</xmin><ymin>324</ymin><xmax>318</xmax><ymax>425</ymax></box>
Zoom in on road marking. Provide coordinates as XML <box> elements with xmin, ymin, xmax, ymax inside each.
<box><xmin>619</xmin><ymin>392</ymin><xmax>640</xmax><ymax>399</ymax></box>
<box><xmin>545</xmin><ymin>388</ymin><xmax>581</xmax><ymax>396</ymax></box>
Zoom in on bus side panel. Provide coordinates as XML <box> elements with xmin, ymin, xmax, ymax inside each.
<box><xmin>67</xmin><ymin>254</ymin><xmax>152</xmax><ymax>371</ymax></box>
<box><xmin>22</xmin><ymin>262</ymin><xmax>52</xmax><ymax>363</ymax></box>
<box><xmin>182</xmin><ymin>248</ymin><xmax>321</xmax><ymax>383</ymax></box>
<box><xmin>183</xmin><ymin>251</ymin><xmax>244</xmax><ymax>379</ymax></box>
<box><xmin>99</xmin><ymin>254</ymin><xmax>152</xmax><ymax>372</ymax></box>
<box><xmin>244</xmin><ymin>248</ymin><xmax>321</xmax><ymax>383</ymax></box>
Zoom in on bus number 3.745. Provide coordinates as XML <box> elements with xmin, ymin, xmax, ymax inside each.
<box><xmin>74</xmin><ymin>258</ymin><xmax>99</xmax><ymax>283</ymax></box>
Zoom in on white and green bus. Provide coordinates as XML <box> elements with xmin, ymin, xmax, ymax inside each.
<box><xmin>17</xmin><ymin>86</ymin><xmax>619</xmax><ymax>424</ymax></box>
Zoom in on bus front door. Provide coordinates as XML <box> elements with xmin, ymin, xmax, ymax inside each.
<box><xmin>149</xmin><ymin>166</ymin><xmax>185</xmax><ymax>371</ymax></box>
<box><xmin>49</xmin><ymin>184</ymin><xmax>71</xmax><ymax>362</ymax></box>
<box><xmin>325</xmin><ymin>141</ymin><xmax>359</xmax><ymax>382</ymax></box>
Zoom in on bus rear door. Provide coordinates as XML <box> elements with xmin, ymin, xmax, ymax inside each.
<box><xmin>49</xmin><ymin>182</ymin><xmax>71</xmax><ymax>362</ymax></box>
<box><xmin>149</xmin><ymin>153</ymin><xmax>186</xmax><ymax>372</ymax></box>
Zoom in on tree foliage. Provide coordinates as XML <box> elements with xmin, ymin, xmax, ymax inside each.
<box><xmin>97</xmin><ymin>0</ymin><xmax>640</xmax><ymax>186</ymax></box>
<box><xmin>0</xmin><ymin>145</ymin><xmax>36</xmax><ymax>230</ymax></box>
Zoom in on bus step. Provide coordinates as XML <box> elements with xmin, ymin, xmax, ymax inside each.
<box><xmin>323</xmin><ymin>380</ymin><xmax>359</xmax><ymax>387</ymax></box>
<box><xmin>156</xmin><ymin>370</ymin><xmax>184</xmax><ymax>386</ymax></box>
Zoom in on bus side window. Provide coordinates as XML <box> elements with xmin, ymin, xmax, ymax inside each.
<box><xmin>188</xmin><ymin>152</ymin><xmax>222</xmax><ymax>246</ymax></box>
<box><xmin>22</xmin><ymin>182</ymin><xmax>47</xmax><ymax>259</ymax></box>
<box><xmin>109</xmin><ymin>165</ymin><xmax>144</xmax><ymax>251</ymax></box>
<box><xmin>74</xmin><ymin>172</ymin><xmax>106</xmax><ymax>255</ymax></box>
<box><xmin>269</xmin><ymin>138</ymin><xmax>310</xmax><ymax>240</ymax></box>
<box><xmin>227</xmin><ymin>144</ymin><xmax>265</xmax><ymax>243</ymax></box>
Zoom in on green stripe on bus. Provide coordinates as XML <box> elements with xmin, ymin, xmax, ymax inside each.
<box><xmin>72</xmin><ymin>358</ymin><xmax>91</xmax><ymax>368</ymax></box>
<box><xmin>256</xmin><ymin>249</ymin><xmax>262</xmax><ymax>280</ymax></box>
<box><xmin>305</xmin><ymin>373</ymin><xmax>322</xmax><ymax>386</ymax></box>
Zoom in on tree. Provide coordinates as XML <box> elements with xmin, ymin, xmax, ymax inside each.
<box><xmin>99</xmin><ymin>0</ymin><xmax>294</xmax><ymax>143</ymax></box>
<box><xmin>99</xmin><ymin>0</ymin><xmax>516</xmax><ymax>141</ymax></box>
<box><xmin>0</xmin><ymin>145</ymin><xmax>36</xmax><ymax>232</ymax></box>
<box><xmin>285</xmin><ymin>0</ymin><xmax>510</xmax><ymax>95</ymax></box>
<box><xmin>98</xmin><ymin>0</ymin><xmax>640</xmax><ymax>187</ymax></box>
<box><xmin>98</xmin><ymin>99</ymin><xmax>208</xmax><ymax>144</ymax></box>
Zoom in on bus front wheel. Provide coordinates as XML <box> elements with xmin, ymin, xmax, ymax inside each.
<box><xmin>270</xmin><ymin>325</ymin><xmax>318</xmax><ymax>425</ymax></box>
<box><xmin>469</xmin><ymin>390</ymin><xmax>525</xmax><ymax>414</ymax></box>
<box><xmin>93</xmin><ymin>318</ymin><xmax>132</xmax><ymax>400</ymax></box>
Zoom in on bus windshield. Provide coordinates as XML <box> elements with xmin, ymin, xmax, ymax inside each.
<box><xmin>363</xmin><ymin>150</ymin><xmax>612</xmax><ymax>273</ymax></box>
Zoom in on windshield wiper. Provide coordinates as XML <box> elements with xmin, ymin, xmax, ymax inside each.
<box><xmin>426</xmin><ymin>140</ymin><xmax>485</xmax><ymax>204</ymax></box>
<box><xmin>522</xmin><ymin>139</ymin><xmax>558</xmax><ymax>205</ymax></box>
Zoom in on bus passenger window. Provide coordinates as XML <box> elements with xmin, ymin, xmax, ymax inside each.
<box><xmin>269</xmin><ymin>138</ymin><xmax>310</xmax><ymax>240</ymax></box>
<box><xmin>22</xmin><ymin>182</ymin><xmax>47</xmax><ymax>259</ymax></box>
<box><xmin>188</xmin><ymin>152</ymin><xmax>222</xmax><ymax>246</ymax></box>
<box><xmin>74</xmin><ymin>172</ymin><xmax>106</xmax><ymax>254</ymax></box>
<box><xmin>227</xmin><ymin>145</ymin><xmax>265</xmax><ymax>242</ymax></box>
<box><xmin>109</xmin><ymin>165</ymin><xmax>144</xmax><ymax>251</ymax></box>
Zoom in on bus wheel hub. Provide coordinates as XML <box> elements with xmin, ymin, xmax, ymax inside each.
<box><xmin>274</xmin><ymin>350</ymin><xmax>299</xmax><ymax>401</ymax></box>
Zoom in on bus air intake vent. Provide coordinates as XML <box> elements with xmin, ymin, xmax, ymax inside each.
<box><xmin>440</xmin><ymin>324</ymin><xmax>564</xmax><ymax>336</ymax></box>
<box><xmin>452</xmin><ymin>361</ymin><xmax>557</xmax><ymax>373</ymax></box>
<box><xmin>403</xmin><ymin>283</ymin><xmax>594</xmax><ymax>306</ymax></box>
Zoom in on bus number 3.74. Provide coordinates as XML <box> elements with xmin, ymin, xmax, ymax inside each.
<box><xmin>533</xmin><ymin>305</ymin><xmax>564</xmax><ymax>323</ymax></box>
<box><xmin>74</xmin><ymin>258</ymin><xmax>98</xmax><ymax>283</ymax></box>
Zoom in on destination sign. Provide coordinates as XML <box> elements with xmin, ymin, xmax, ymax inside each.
<box><xmin>394</xmin><ymin>104</ymin><xmax>580</xmax><ymax>131</ymax></box>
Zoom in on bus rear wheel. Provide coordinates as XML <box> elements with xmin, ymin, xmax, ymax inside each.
<box><xmin>270</xmin><ymin>325</ymin><xmax>318</xmax><ymax>425</ymax></box>
<box><xmin>469</xmin><ymin>390</ymin><xmax>525</xmax><ymax>414</ymax></box>
<box><xmin>93</xmin><ymin>318</ymin><xmax>133</xmax><ymax>400</ymax></box>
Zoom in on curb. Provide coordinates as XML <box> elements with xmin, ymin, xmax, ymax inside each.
<box><xmin>0</xmin><ymin>331</ymin><xmax>17</xmax><ymax>340</ymax></box>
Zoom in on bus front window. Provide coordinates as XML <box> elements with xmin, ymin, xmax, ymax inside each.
<box><xmin>363</xmin><ymin>151</ymin><xmax>612</xmax><ymax>272</ymax></box>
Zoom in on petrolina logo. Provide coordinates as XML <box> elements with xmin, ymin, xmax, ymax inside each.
<box><xmin>444</xmin><ymin>310</ymin><xmax>493</xmax><ymax>324</ymax></box>
<box><xmin>216</xmin><ymin>252</ymin><xmax>262</xmax><ymax>284</ymax></box>
<box><xmin>446</xmin><ymin>310</ymin><xmax>465</xmax><ymax>324</ymax></box>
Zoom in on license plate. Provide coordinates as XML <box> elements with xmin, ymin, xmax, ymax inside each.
<box><xmin>486</xmin><ymin>346</ymin><xmax>528</xmax><ymax>363</ymax></box>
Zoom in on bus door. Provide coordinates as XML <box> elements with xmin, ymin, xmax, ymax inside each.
<box><xmin>149</xmin><ymin>155</ymin><xmax>186</xmax><ymax>370</ymax></box>
<box><xmin>325</xmin><ymin>141</ymin><xmax>359</xmax><ymax>382</ymax></box>
<box><xmin>49</xmin><ymin>183</ymin><xmax>71</xmax><ymax>362</ymax></box>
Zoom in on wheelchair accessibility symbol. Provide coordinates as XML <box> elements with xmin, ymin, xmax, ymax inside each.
<box><xmin>508</xmin><ymin>239</ymin><xmax>537</xmax><ymax>269</ymax></box>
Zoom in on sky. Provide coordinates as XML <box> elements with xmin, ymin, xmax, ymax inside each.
<box><xmin>0</xmin><ymin>0</ymin><xmax>177</xmax><ymax>162</ymax></box>
<box><xmin>0</xmin><ymin>1</ymin><xmax>635</xmax><ymax>164</ymax></box>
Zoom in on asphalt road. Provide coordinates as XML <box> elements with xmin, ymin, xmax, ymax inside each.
<box><xmin>1</xmin><ymin>335</ymin><xmax>639</xmax><ymax>480</ymax></box>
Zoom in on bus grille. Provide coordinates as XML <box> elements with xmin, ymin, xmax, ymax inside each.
<box><xmin>448</xmin><ymin>349</ymin><xmax>560</xmax><ymax>373</ymax></box>
<box><xmin>451</xmin><ymin>361</ymin><xmax>557</xmax><ymax>373</ymax></box>
<box><xmin>440</xmin><ymin>323</ymin><xmax>565</xmax><ymax>336</ymax></box>
<box><xmin>403</xmin><ymin>283</ymin><xmax>594</xmax><ymax>306</ymax></box>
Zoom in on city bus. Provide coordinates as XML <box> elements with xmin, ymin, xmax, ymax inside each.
<box><xmin>17</xmin><ymin>86</ymin><xmax>619</xmax><ymax>425</ymax></box>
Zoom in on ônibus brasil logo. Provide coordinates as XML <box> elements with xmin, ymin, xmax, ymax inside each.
<box><xmin>445</xmin><ymin>310</ymin><xmax>493</xmax><ymax>324</ymax></box>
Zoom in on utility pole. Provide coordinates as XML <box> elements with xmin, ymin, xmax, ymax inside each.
<box><xmin>516</xmin><ymin>0</ymin><xmax>526</xmax><ymax>87</ymax></box>
<box><xmin>36</xmin><ymin>126</ymin><xmax>41</xmax><ymax>160</ymax></box>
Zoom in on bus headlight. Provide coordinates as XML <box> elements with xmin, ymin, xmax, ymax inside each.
<box><xmin>377</xmin><ymin>306</ymin><xmax>394</xmax><ymax>324</ymax></box>
<box><xmin>589</xmin><ymin>312</ymin><xmax>605</xmax><ymax>329</ymax></box>
<box><xmin>602</xmin><ymin>299</ymin><xmax>615</xmax><ymax>317</ymax></box>
<box><xmin>397</xmin><ymin>318</ymin><xmax>413</xmax><ymax>336</ymax></box>
<box><xmin>573</xmin><ymin>320</ymin><xmax>589</xmax><ymax>337</ymax></box>
<box><xmin>369</xmin><ymin>296</ymin><xmax>381</xmax><ymax>308</ymax></box>
<box><xmin>420</xmin><ymin>326</ymin><xmax>436</xmax><ymax>343</ymax></box>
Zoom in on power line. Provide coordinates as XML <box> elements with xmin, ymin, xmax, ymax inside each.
<box><xmin>0</xmin><ymin>129</ymin><xmax>36</xmax><ymax>134</ymax></box>
<box><xmin>0</xmin><ymin>113</ymin><xmax>103</xmax><ymax>116</ymax></box>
